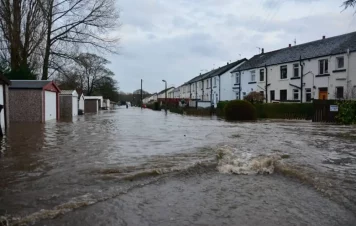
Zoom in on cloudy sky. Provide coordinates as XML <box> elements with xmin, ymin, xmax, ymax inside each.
<box><xmin>107</xmin><ymin>0</ymin><xmax>356</xmax><ymax>93</ymax></box>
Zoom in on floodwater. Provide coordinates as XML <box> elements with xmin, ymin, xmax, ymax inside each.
<box><xmin>1</xmin><ymin>107</ymin><xmax>356</xmax><ymax>225</ymax></box>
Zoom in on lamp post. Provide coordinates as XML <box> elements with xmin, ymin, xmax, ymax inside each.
<box><xmin>162</xmin><ymin>80</ymin><xmax>167</xmax><ymax>113</ymax></box>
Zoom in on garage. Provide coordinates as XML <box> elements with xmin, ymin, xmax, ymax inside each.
<box><xmin>9</xmin><ymin>80</ymin><xmax>61</xmax><ymax>123</ymax></box>
<box><xmin>59</xmin><ymin>90</ymin><xmax>79</xmax><ymax>118</ymax></box>
<box><xmin>0</xmin><ymin>73</ymin><xmax>10</xmax><ymax>133</ymax></box>
<box><xmin>45</xmin><ymin>91</ymin><xmax>57</xmax><ymax>121</ymax></box>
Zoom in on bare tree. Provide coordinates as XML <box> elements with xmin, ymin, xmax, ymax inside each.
<box><xmin>74</xmin><ymin>53</ymin><xmax>114</xmax><ymax>96</ymax></box>
<box><xmin>0</xmin><ymin>0</ymin><xmax>46</xmax><ymax>73</ymax></box>
<box><xmin>343</xmin><ymin>0</ymin><xmax>356</xmax><ymax>9</ymax></box>
<box><xmin>38</xmin><ymin>0</ymin><xmax>120</xmax><ymax>80</ymax></box>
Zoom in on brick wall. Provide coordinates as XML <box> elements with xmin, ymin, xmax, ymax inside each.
<box><xmin>9</xmin><ymin>89</ymin><xmax>43</xmax><ymax>122</ymax></box>
<box><xmin>60</xmin><ymin>95</ymin><xmax>73</xmax><ymax>118</ymax></box>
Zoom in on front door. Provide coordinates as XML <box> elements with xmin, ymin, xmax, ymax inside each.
<box><xmin>319</xmin><ymin>88</ymin><xmax>328</xmax><ymax>100</ymax></box>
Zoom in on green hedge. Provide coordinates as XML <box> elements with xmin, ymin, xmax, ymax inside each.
<box><xmin>169</xmin><ymin>107</ymin><xmax>184</xmax><ymax>115</ymax></box>
<box><xmin>336</xmin><ymin>100</ymin><xmax>356</xmax><ymax>124</ymax></box>
<box><xmin>254</xmin><ymin>103</ymin><xmax>313</xmax><ymax>119</ymax></box>
<box><xmin>224</xmin><ymin>100</ymin><xmax>257</xmax><ymax>121</ymax></box>
<box><xmin>146</xmin><ymin>102</ymin><xmax>161</xmax><ymax>111</ymax></box>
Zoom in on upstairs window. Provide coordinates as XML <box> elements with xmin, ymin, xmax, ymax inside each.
<box><xmin>260</xmin><ymin>69</ymin><xmax>264</xmax><ymax>82</ymax></box>
<box><xmin>293</xmin><ymin>64</ymin><xmax>299</xmax><ymax>78</ymax></box>
<box><xmin>319</xmin><ymin>59</ymin><xmax>329</xmax><ymax>74</ymax></box>
<box><xmin>214</xmin><ymin>77</ymin><xmax>217</xmax><ymax>86</ymax></box>
<box><xmin>235</xmin><ymin>73</ymin><xmax>240</xmax><ymax>84</ymax></box>
<box><xmin>251</xmin><ymin>70</ymin><xmax>256</xmax><ymax>82</ymax></box>
<box><xmin>336</xmin><ymin>57</ymin><xmax>344</xmax><ymax>69</ymax></box>
<box><xmin>280</xmin><ymin>66</ymin><xmax>287</xmax><ymax>79</ymax></box>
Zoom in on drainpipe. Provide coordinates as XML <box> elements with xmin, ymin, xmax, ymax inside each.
<box><xmin>210</xmin><ymin>77</ymin><xmax>213</xmax><ymax>106</ymax></box>
<box><xmin>347</xmin><ymin>48</ymin><xmax>350</xmax><ymax>94</ymax></box>
<box><xmin>300</xmin><ymin>56</ymin><xmax>304</xmax><ymax>103</ymax></box>
<box><xmin>264</xmin><ymin>65</ymin><xmax>268</xmax><ymax>103</ymax></box>
<box><xmin>219</xmin><ymin>75</ymin><xmax>221</xmax><ymax>101</ymax></box>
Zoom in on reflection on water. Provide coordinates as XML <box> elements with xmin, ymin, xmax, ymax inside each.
<box><xmin>0</xmin><ymin>107</ymin><xmax>356</xmax><ymax>225</ymax></box>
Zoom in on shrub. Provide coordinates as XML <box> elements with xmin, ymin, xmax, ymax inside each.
<box><xmin>216</xmin><ymin>101</ymin><xmax>229</xmax><ymax>117</ymax></box>
<box><xmin>224</xmin><ymin>100</ymin><xmax>257</xmax><ymax>121</ymax></box>
<box><xmin>254</xmin><ymin>103</ymin><xmax>313</xmax><ymax>119</ymax></box>
<box><xmin>336</xmin><ymin>100</ymin><xmax>356</xmax><ymax>124</ymax></box>
<box><xmin>169</xmin><ymin>107</ymin><xmax>184</xmax><ymax>115</ymax></box>
<box><xmin>146</xmin><ymin>102</ymin><xmax>161</xmax><ymax>111</ymax></box>
<box><xmin>244</xmin><ymin>91</ymin><xmax>264</xmax><ymax>104</ymax></box>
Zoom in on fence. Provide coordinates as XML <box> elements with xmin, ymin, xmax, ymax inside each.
<box><xmin>312</xmin><ymin>100</ymin><xmax>338</xmax><ymax>122</ymax></box>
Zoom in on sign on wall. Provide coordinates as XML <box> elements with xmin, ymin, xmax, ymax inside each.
<box><xmin>330</xmin><ymin>105</ymin><xmax>339</xmax><ymax>112</ymax></box>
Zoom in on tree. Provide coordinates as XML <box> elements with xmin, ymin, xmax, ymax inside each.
<box><xmin>39</xmin><ymin>0</ymin><xmax>120</xmax><ymax>80</ymax></box>
<box><xmin>93</xmin><ymin>76</ymin><xmax>119</xmax><ymax>101</ymax></box>
<box><xmin>343</xmin><ymin>0</ymin><xmax>356</xmax><ymax>9</ymax></box>
<box><xmin>74</xmin><ymin>53</ymin><xmax>114</xmax><ymax>96</ymax></box>
<box><xmin>0</xmin><ymin>0</ymin><xmax>46</xmax><ymax>75</ymax></box>
<box><xmin>244</xmin><ymin>91</ymin><xmax>265</xmax><ymax>104</ymax></box>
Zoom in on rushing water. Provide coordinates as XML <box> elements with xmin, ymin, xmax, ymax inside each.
<box><xmin>0</xmin><ymin>107</ymin><xmax>356</xmax><ymax>225</ymax></box>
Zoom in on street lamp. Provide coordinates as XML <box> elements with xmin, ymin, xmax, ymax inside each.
<box><xmin>162</xmin><ymin>80</ymin><xmax>167</xmax><ymax>113</ymax></box>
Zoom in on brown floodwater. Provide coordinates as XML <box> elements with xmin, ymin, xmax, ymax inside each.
<box><xmin>0</xmin><ymin>107</ymin><xmax>356</xmax><ymax>225</ymax></box>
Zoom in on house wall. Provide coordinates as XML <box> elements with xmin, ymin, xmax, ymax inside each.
<box><xmin>211</xmin><ymin>76</ymin><xmax>219</xmax><ymax>107</ymax></box>
<box><xmin>203</xmin><ymin>78</ymin><xmax>211</xmax><ymax>101</ymax></box>
<box><xmin>197</xmin><ymin>101</ymin><xmax>211</xmax><ymax>108</ymax></box>
<box><xmin>60</xmin><ymin>95</ymin><xmax>73</xmax><ymax>118</ymax></box>
<box><xmin>9</xmin><ymin>89</ymin><xmax>43</xmax><ymax>122</ymax></box>
<box><xmin>219</xmin><ymin>63</ymin><xmax>248</xmax><ymax>102</ymax></box>
<box><xmin>263</xmin><ymin>52</ymin><xmax>356</xmax><ymax>102</ymax></box>
<box><xmin>79</xmin><ymin>97</ymin><xmax>85</xmax><ymax>111</ymax></box>
<box><xmin>85</xmin><ymin>99</ymin><xmax>98</xmax><ymax>113</ymax></box>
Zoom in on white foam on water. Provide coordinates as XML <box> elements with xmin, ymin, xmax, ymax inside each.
<box><xmin>216</xmin><ymin>146</ymin><xmax>281</xmax><ymax>175</ymax></box>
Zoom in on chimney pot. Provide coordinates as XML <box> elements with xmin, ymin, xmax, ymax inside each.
<box><xmin>261</xmin><ymin>48</ymin><xmax>264</xmax><ymax>54</ymax></box>
<box><xmin>323</xmin><ymin>35</ymin><xmax>325</xmax><ymax>39</ymax></box>
<box><xmin>289</xmin><ymin>44</ymin><xmax>291</xmax><ymax>47</ymax></box>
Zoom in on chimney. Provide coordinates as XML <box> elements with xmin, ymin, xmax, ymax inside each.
<box><xmin>261</xmin><ymin>48</ymin><xmax>264</xmax><ymax>54</ymax></box>
<box><xmin>289</xmin><ymin>44</ymin><xmax>291</xmax><ymax>47</ymax></box>
<box><xmin>322</xmin><ymin>35</ymin><xmax>326</xmax><ymax>40</ymax></box>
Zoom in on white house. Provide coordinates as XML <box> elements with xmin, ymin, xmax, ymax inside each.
<box><xmin>59</xmin><ymin>90</ymin><xmax>79</xmax><ymax>118</ymax></box>
<box><xmin>236</xmin><ymin>32</ymin><xmax>356</xmax><ymax>102</ymax></box>
<box><xmin>173</xmin><ymin>87</ymin><xmax>180</xmax><ymax>99</ymax></box>
<box><xmin>0</xmin><ymin>74</ymin><xmax>10</xmax><ymax>132</ymax></box>
<box><xmin>209</xmin><ymin>59</ymin><xmax>247</xmax><ymax>107</ymax></box>
<box><xmin>158</xmin><ymin>87</ymin><xmax>175</xmax><ymax>99</ymax></box>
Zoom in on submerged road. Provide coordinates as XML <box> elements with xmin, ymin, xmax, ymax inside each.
<box><xmin>0</xmin><ymin>107</ymin><xmax>356</xmax><ymax>225</ymax></box>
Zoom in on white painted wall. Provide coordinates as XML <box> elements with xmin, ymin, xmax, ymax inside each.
<box><xmin>264</xmin><ymin>52</ymin><xmax>356</xmax><ymax>102</ymax></box>
<box><xmin>45</xmin><ymin>91</ymin><xmax>57</xmax><ymax>121</ymax></box>
<box><xmin>79</xmin><ymin>95</ymin><xmax>85</xmax><ymax>111</ymax></box>
<box><xmin>72</xmin><ymin>96</ymin><xmax>78</xmax><ymax>116</ymax></box>
<box><xmin>0</xmin><ymin>85</ymin><xmax>4</xmax><ymax>130</ymax></box>
<box><xmin>197</xmin><ymin>101</ymin><xmax>211</xmax><ymax>108</ymax></box>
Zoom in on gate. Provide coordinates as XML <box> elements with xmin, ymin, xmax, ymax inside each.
<box><xmin>312</xmin><ymin>100</ymin><xmax>338</xmax><ymax>122</ymax></box>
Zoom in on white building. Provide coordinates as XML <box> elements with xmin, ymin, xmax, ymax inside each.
<box><xmin>158</xmin><ymin>87</ymin><xmax>175</xmax><ymax>99</ymax></box>
<box><xmin>59</xmin><ymin>90</ymin><xmax>79</xmax><ymax>117</ymax></box>
<box><xmin>78</xmin><ymin>93</ymin><xmax>85</xmax><ymax>114</ymax></box>
<box><xmin>210</xmin><ymin>59</ymin><xmax>247</xmax><ymax>107</ymax></box>
<box><xmin>235</xmin><ymin>32</ymin><xmax>356</xmax><ymax>102</ymax></box>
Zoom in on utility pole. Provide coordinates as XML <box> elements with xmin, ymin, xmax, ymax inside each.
<box><xmin>141</xmin><ymin>79</ymin><xmax>143</xmax><ymax>108</ymax></box>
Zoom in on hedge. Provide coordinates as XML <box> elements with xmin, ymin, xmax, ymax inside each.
<box><xmin>254</xmin><ymin>103</ymin><xmax>313</xmax><ymax>119</ymax></box>
<box><xmin>216</xmin><ymin>101</ymin><xmax>313</xmax><ymax>120</ymax></box>
<box><xmin>224</xmin><ymin>100</ymin><xmax>257</xmax><ymax>121</ymax></box>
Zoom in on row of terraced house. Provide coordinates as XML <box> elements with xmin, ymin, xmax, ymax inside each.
<box><xmin>144</xmin><ymin>32</ymin><xmax>356</xmax><ymax>108</ymax></box>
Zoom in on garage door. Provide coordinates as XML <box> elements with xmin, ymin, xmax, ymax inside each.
<box><xmin>72</xmin><ymin>96</ymin><xmax>78</xmax><ymax>116</ymax></box>
<box><xmin>45</xmin><ymin>91</ymin><xmax>57</xmax><ymax>121</ymax></box>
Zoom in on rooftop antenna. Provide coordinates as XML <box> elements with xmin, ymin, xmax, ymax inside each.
<box><xmin>238</xmin><ymin>54</ymin><xmax>241</xmax><ymax>59</ymax></box>
<box><xmin>294</xmin><ymin>38</ymin><xmax>296</xmax><ymax>46</ymax></box>
<box><xmin>256</xmin><ymin>47</ymin><xmax>261</xmax><ymax>54</ymax></box>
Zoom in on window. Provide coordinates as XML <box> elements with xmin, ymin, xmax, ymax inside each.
<box><xmin>235</xmin><ymin>73</ymin><xmax>240</xmax><ymax>84</ymax></box>
<box><xmin>280</xmin><ymin>90</ymin><xmax>287</xmax><ymax>101</ymax></box>
<box><xmin>336</xmin><ymin>87</ymin><xmax>344</xmax><ymax>99</ymax></box>
<box><xmin>270</xmin><ymin>90</ymin><xmax>275</xmax><ymax>101</ymax></box>
<box><xmin>214</xmin><ymin>77</ymin><xmax>217</xmax><ymax>86</ymax></box>
<box><xmin>206</xmin><ymin>80</ymin><xmax>209</xmax><ymax>88</ymax></box>
<box><xmin>305</xmin><ymin>88</ymin><xmax>312</xmax><ymax>102</ymax></box>
<box><xmin>236</xmin><ymin>92</ymin><xmax>239</xmax><ymax>100</ymax></box>
<box><xmin>336</xmin><ymin>57</ymin><xmax>344</xmax><ymax>69</ymax></box>
<box><xmin>293</xmin><ymin>89</ymin><xmax>299</xmax><ymax>100</ymax></box>
<box><xmin>293</xmin><ymin>64</ymin><xmax>299</xmax><ymax>78</ymax></box>
<box><xmin>319</xmin><ymin>59</ymin><xmax>329</xmax><ymax>74</ymax></box>
<box><xmin>280</xmin><ymin>66</ymin><xmax>287</xmax><ymax>79</ymax></box>
<box><xmin>260</xmin><ymin>69</ymin><xmax>264</xmax><ymax>82</ymax></box>
<box><xmin>251</xmin><ymin>70</ymin><xmax>256</xmax><ymax>82</ymax></box>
